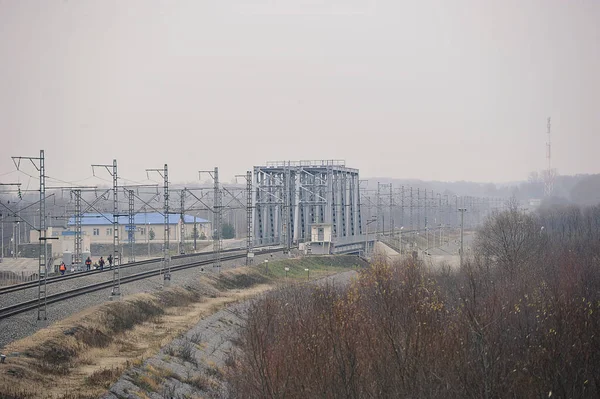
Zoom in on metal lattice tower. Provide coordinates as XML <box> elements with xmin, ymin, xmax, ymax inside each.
<box><xmin>400</xmin><ymin>185</ymin><xmax>405</xmax><ymax>229</ymax></box>
<box><xmin>423</xmin><ymin>190</ymin><xmax>429</xmax><ymax>232</ymax></box>
<box><xmin>330</xmin><ymin>168</ymin><xmax>337</xmax><ymax>238</ymax></box>
<box><xmin>128</xmin><ymin>189</ymin><xmax>135</xmax><ymax>263</ymax></box>
<box><xmin>409</xmin><ymin>187</ymin><xmax>414</xmax><ymax>230</ymax></box>
<box><xmin>349</xmin><ymin>172</ymin><xmax>355</xmax><ymax>236</ymax></box>
<box><xmin>38</xmin><ymin>151</ymin><xmax>47</xmax><ymax>320</ymax></box>
<box><xmin>389</xmin><ymin>184</ymin><xmax>393</xmax><ymax>235</ymax></box>
<box><xmin>357</xmin><ymin>180</ymin><xmax>363</xmax><ymax>235</ymax></box>
<box><xmin>74</xmin><ymin>189</ymin><xmax>82</xmax><ymax>267</ymax></box>
<box><xmin>376</xmin><ymin>183</ymin><xmax>382</xmax><ymax>238</ymax></box>
<box><xmin>111</xmin><ymin>160</ymin><xmax>120</xmax><ymax>297</ymax></box>
<box><xmin>544</xmin><ymin>117</ymin><xmax>555</xmax><ymax>197</ymax></box>
<box><xmin>11</xmin><ymin>150</ymin><xmax>48</xmax><ymax>320</ymax></box>
<box><xmin>92</xmin><ymin>160</ymin><xmax>121</xmax><ymax>296</ymax></box>
<box><xmin>246</xmin><ymin>171</ymin><xmax>253</xmax><ymax>264</ymax></box>
<box><xmin>163</xmin><ymin>165</ymin><xmax>170</xmax><ymax>279</ymax></box>
<box><xmin>282</xmin><ymin>164</ymin><xmax>290</xmax><ymax>250</ymax></box>
<box><xmin>213</xmin><ymin>167</ymin><xmax>222</xmax><ymax>269</ymax></box>
<box><xmin>146</xmin><ymin>164</ymin><xmax>170</xmax><ymax>282</ymax></box>
<box><xmin>417</xmin><ymin>188</ymin><xmax>421</xmax><ymax>230</ymax></box>
<box><xmin>179</xmin><ymin>189</ymin><xmax>186</xmax><ymax>255</ymax></box>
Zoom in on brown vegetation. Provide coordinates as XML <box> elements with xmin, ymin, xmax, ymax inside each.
<box><xmin>226</xmin><ymin>205</ymin><xmax>600</xmax><ymax>398</ymax></box>
<box><xmin>0</xmin><ymin>256</ymin><xmax>358</xmax><ymax>398</ymax></box>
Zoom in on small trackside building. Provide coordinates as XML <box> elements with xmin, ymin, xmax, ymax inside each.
<box><xmin>65</xmin><ymin>212</ymin><xmax>211</xmax><ymax>245</ymax></box>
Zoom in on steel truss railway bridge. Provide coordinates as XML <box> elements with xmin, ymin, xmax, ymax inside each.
<box><xmin>252</xmin><ymin>160</ymin><xmax>505</xmax><ymax>256</ymax></box>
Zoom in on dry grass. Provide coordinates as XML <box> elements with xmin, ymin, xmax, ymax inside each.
<box><xmin>85</xmin><ymin>366</ymin><xmax>123</xmax><ymax>388</ymax></box>
<box><xmin>0</xmin><ymin>263</ymin><xmax>281</xmax><ymax>398</ymax></box>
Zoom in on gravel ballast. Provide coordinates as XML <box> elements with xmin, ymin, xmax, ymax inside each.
<box><xmin>0</xmin><ymin>249</ymin><xmax>290</xmax><ymax>348</ymax></box>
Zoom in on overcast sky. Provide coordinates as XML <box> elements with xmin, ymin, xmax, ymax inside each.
<box><xmin>1</xmin><ymin>0</ymin><xmax>598</xmax><ymax>186</ymax></box>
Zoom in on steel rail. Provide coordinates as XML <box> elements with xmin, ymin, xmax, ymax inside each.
<box><xmin>0</xmin><ymin>247</ymin><xmax>282</xmax><ymax>320</ymax></box>
<box><xmin>0</xmin><ymin>246</ymin><xmax>249</xmax><ymax>295</ymax></box>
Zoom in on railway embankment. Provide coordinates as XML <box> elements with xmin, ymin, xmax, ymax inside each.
<box><xmin>0</xmin><ymin>255</ymin><xmax>366</xmax><ymax>399</ymax></box>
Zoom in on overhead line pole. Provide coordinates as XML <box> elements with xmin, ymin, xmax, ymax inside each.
<box><xmin>235</xmin><ymin>171</ymin><xmax>253</xmax><ymax>265</ymax></box>
<box><xmin>12</xmin><ymin>150</ymin><xmax>50</xmax><ymax>320</ymax></box>
<box><xmin>92</xmin><ymin>160</ymin><xmax>120</xmax><ymax>298</ymax></box>
<box><xmin>0</xmin><ymin>183</ymin><xmax>21</xmax><ymax>263</ymax></box>
<box><xmin>128</xmin><ymin>190</ymin><xmax>135</xmax><ymax>263</ymax></box>
<box><xmin>199</xmin><ymin>168</ymin><xmax>221</xmax><ymax>271</ymax></box>
<box><xmin>458</xmin><ymin>207</ymin><xmax>467</xmax><ymax>268</ymax></box>
<box><xmin>146</xmin><ymin>164</ymin><xmax>170</xmax><ymax>285</ymax></box>
<box><xmin>179</xmin><ymin>189</ymin><xmax>186</xmax><ymax>255</ymax></box>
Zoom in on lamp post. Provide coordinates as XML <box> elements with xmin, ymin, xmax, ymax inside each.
<box><xmin>305</xmin><ymin>268</ymin><xmax>309</xmax><ymax>281</ymax></box>
<box><xmin>458</xmin><ymin>208</ymin><xmax>467</xmax><ymax>267</ymax></box>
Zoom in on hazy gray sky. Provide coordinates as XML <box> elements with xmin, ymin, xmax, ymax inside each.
<box><xmin>1</xmin><ymin>0</ymin><xmax>598</xmax><ymax>185</ymax></box>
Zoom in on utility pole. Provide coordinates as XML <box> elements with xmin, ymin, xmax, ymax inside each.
<box><xmin>213</xmin><ymin>167</ymin><xmax>221</xmax><ymax>269</ymax></box>
<box><xmin>147</xmin><ymin>164</ymin><xmax>170</xmax><ymax>284</ymax></box>
<box><xmin>544</xmin><ymin>117</ymin><xmax>554</xmax><ymax>197</ymax></box>
<box><xmin>235</xmin><ymin>171</ymin><xmax>253</xmax><ymax>265</ymax></box>
<box><xmin>145</xmin><ymin>208</ymin><xmax>150</xmax><ymax>257</ymax></box>
<box><xmin>92</xmin><ymin>160</ymin><xmax>121</xmax><ymax>298</ymax></box>
<box><xmin>389</xmin><ymin>184</ymin><xmax>393</xmax><ymax>237</ymax></box>
<box><xmin>199</xmin><ymin>167</ymin><xmax>221</xmax><ymax>270</ymax></box>
<box><xmin>246</xmin><ymin>170</ymin><xmax>252</xmax><ymax>264</ymax></box>
<box><xmin>417</xmin><ymin>188</ymin><xmax>421</xmax><ymax>230</ymax></box>
<box><xmin>193</xmin><ymin>215</ymin><xmax>197</xmax><ymax>252</ymax></box>
<box><xmin>458</xmin><ymin>207</ymin><xmax>467</xmax><ymax>268</ymax></box>
<box><xmin>73</xmin><ymin>189</ymin><xmax>82</xmax><ymax>269</ymax></box>
<box><xmin>179</xmin><ymin>189</ymin><xmax>186</xmax><ymax>255</ymax></box>
<box><xmin>128</xmin><ymin>189</ymin><xmax>135</xmax><ymax>263</ymax></box>
<box><xmin>424</xmin><ymin>189</ymin><xmax>428</xmax><ymax>250</ymax></box>
<box><xmin>400</xmin><ymin>185</ymin><xmax>405</xmax><ymax>229</ymax></box>
<box><xmin>410</xmin><ymin>187</ymin><xmax>413</xmax><ymax>230</ymax></box>
<box><xmin>376</xmin><ymin>183</ymin><xmax>382</xmax><ymax>238</ymax></box>
<box><xmin>12</xmin><ymin>151</ymin><xmax>48</xmax><ymax>320</ymax></box>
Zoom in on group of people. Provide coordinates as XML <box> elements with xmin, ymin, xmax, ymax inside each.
<box><xmin>58</xmin><ymin>254</ymin><xmax>114</xmax><ymax>275</ymax></box>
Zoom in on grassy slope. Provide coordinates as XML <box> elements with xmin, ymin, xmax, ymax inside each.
<box><xmin>0</xmin><ymin>255</ymin><xmax>365</xmax><ymax>399</ymax></box>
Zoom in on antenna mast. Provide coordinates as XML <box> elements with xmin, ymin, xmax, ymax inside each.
<box><xmin>544</xmin><ymin>117</ymin><xmax>555</xmax><ymax>197</ymax></box>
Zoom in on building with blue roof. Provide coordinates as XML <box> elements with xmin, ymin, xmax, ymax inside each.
<box><xmin>63</xmin><ymin>212</ymin><xmax>211</xmax><ymax>244</ymax></box>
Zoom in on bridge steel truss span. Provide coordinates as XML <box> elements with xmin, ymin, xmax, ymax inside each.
<box><xmin>253</xmin><ymin>160</ymin><xmax>362</xmax><ymax>249</ymax></box>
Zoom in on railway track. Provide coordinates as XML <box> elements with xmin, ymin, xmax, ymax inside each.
<box><xmin>0</xmin><ymin>247</ymin><xmax>248</xmax><ymax>295</ymax></box>
<box><xmin>0</xmin><ymin>247</ymin><xmax>282</xmax><ymax>320</ymax></box>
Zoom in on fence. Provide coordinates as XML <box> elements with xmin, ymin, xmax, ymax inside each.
<box><xmin>0</xmin><ymin>270</ymin><xmax>39</xmax><ymax>287</ymax></box>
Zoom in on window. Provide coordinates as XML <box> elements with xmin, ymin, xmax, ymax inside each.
<box><xmin>106</xmin><ymin>228</ymin><xmax>112</xmax><ymax>236</ymax></box>
<box><xmin>93</xmin><ymin>228</ymin><xmax>99</xmax><ymax>236</ymax></box>
<box><xmin>139</xmin><ymin>227</ymin><xmax>146</xmax><ymax>236</ymax></box>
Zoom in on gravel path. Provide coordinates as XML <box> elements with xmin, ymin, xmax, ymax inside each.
<box><xmin>0</xmin><ymin>249</ymin><xmax>290</xmax><ymax>348</ymax></box>
<box><xmin>102</xmin><ymin>270</ymin><xmax>359</xmax><ymax>399</ymax></box>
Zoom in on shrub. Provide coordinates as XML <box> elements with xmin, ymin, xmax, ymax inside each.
<box><xmin>224</xmin><ymin>205</ymin><xmax>600</xmax><ymax>398</ymax></box>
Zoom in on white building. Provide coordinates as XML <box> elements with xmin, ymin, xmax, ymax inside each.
<box><xmin>308</xmin><ymin>223</ymin><xmax>333</xmax><ymax>255</ymax></box>
<box><xmin>30</xmin><ymin>212</ymin><xmax>211</xmax><ymax>250</ymax></box>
